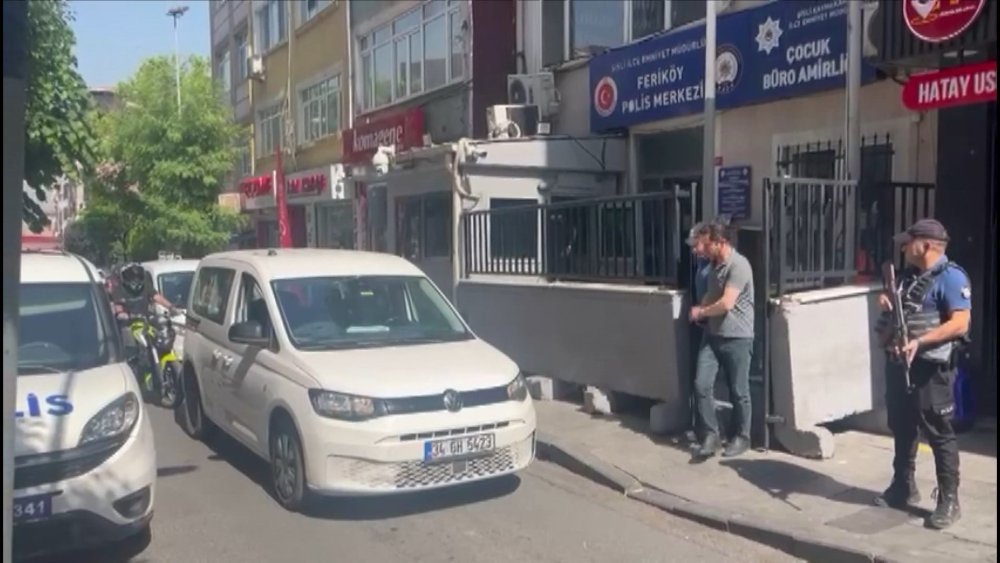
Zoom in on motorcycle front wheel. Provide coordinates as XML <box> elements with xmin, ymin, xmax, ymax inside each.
<box><xmin>160</xmin><ymin>360</ymin><xmax>181</xmax><ymax>409</ymax></box>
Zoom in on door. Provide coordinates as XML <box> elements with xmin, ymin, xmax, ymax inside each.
<box><xmin>187</xmin><ymin>266</ymin><xmax>237</xmax><ymax>422</ymax></box>
<box><xmin>218</xmin><ymin>271</ymin><xmax>277</xmax><ymax>451</ymax></box>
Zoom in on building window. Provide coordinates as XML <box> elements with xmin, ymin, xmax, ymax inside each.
<box><xmin>237</xmin><ymin>138</ymin><xmax>252</xmax><ymax>177</ymax></box>
<box><xmin>236</xmin><ymin>31</ymin><xmax>250</xmax><ymax>81</ymax></box>
<box><xmin>257</xmin><ymin>104</ymin><xmax>283</xmax><ymax>154</ymax></box>
<box><xmin>396</xmin><ymin>192</ymin><xmax>452</xmax><ymax>261</ymax></box>
<box><xmin>357</xmin><ymin>0</ymin><xmax>464</xmax><ymax>112</ymax></box>
<box><xmin>300</xmin><ymin>0</ymin><xmax>331</xmax><ymax>25</ymax></box>
<box><xmin>299</xmin><ymin>74</ymin><xmax>341</xmax><ymax>143</ymax></box>
<box><xmin>217</xmin><ymin>50</ymin><xmax>231</xmax><ymax>93</ymax></box>
<box><xmin>256</xmin><ymin>0</ymin><xmax>288</xmax><ymax>53</ymax></box>
<box><xmin>542</xmin><ymin>0</ymin><xmax>706</xmax><ymax>67</ymax></box>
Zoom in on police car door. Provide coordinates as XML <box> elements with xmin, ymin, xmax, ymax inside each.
<box><xmin>187</xmin><ymin>265</ymin><xmax>238</xmax><ymax>427</ymax></box>
<box><xmin>217</xmin><ymin>270</ymin><xmax>275</xmax><ymax>453</ymax></box>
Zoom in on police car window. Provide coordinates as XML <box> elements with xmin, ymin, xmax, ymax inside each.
<box><xmin>236</xmin><ymin>273</ymin><xmax>272</xmax><ymax>334</ymax></box>
<box><xmin>192</xmin><ymin>267</ymin><xmax>235</xmax><ymax>325</ymax></box>
<box><xmin>18</xmin><ymin>283</ymin><xmax>110</xmax><ymax>374</ymax></box>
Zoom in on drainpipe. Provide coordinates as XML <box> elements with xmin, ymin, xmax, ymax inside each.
<box><xmin>845</xmin><ymin>0</ymin><xmax>862</xmax><ymax>271</ymax></box>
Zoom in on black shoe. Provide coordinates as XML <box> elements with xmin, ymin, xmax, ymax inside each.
<box><xmin>694</xmin><ymin>433</ymin><xmax>721</xmax><ymax>459</ymax></box>
<box><xmin>874</xmin><ymin>478</ymin><xmax>921</xmax><ymax>509</ymax></box>
<box><xmin>722</xmin><ymin>436</ymin><xmax>750</xmax><ymax>458</ymax></box>
<box><xmin>926</xmin><ymin>489</ymin><xmax>961</xmax><ymax>530</ymax></box>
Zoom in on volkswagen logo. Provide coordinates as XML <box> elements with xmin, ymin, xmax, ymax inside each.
<box><xmin>442</xmin><ymin>389</ymin><xmax>463</xmax><ymax>413</ymax></box>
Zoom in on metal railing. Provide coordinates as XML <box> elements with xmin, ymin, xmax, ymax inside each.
<box><xmin>857</xmin><ymin>181</ymin><xmax>936</xmax><ymax>275</ymax></box>
<box><xmin>764</xmin><ymin>177</ymin><xmax>858</xmax><ymax>294</ymax></box>
<box><xmin>462</xmin><ymin>185</ymin><xmax>699</xmax><ymax>287</ymax></box>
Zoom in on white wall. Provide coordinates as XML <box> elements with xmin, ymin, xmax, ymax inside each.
<box><xmin>719</xmin><ymin>79</ymin><xmax>938</xmax><ymax>225</ymax></box>
<box><xmin>457</xmin><ymin>279</ymin><xmax>692</xmax><ymax>430</ymax></box>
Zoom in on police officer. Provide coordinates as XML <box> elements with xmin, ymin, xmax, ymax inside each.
<box><xmin>875</xmin><ymin>219</ymin><xmax>971</xmax><ymax>530</ymax></box>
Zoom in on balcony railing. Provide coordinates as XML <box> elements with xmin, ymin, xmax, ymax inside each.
<box><xmin>462</xmin><ymin>185</ymin><xmax>699</xmax><ymax>287</ymax></box>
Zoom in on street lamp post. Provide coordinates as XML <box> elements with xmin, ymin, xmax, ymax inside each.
<box><xmin>167</xmin><ymin>5</ymin><xmax>189</xmax><ymax>117</ymax></box>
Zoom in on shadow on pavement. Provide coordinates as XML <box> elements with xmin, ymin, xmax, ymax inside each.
<box><xmin>17</xmin><ymin>528</ymin><xmax>151</xmax><ymax>563</ymax></box>
<box><xmin>156</xmin><ymin>464</ymin><xmax>198</xmax><ymax>478</ymax></box>
<box><xmin>719</xmin><ymin>458</ymin><xmax>928</xmax><ymax>518</ymax></box>
<box><xmin>203</xmin><ymin>429</ymin><xmax>522</xmax><ymax>520</ymax></box>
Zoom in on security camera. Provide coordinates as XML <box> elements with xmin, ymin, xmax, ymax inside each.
<box><xmin>371</xmin><ymin>145</ymin><xmax>395</xmax><ymax>176</ymax></box>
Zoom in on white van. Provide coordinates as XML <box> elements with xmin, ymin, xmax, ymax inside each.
<box><xmin>179</xmin><ymin>249</ymin><xmax>536</xmax><ymax>511</ymax></box>
<box><xmin>13</xmin><ymin>251</ymin><xmax>156</xmax><ymax>558</ymax></box>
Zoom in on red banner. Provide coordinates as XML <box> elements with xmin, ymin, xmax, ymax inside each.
<box><xmin>342</xmin><ymin>108</ymin><xmax>425</xmax><ymax>164</ymax></box>
<box><xmin>274</xmin><ymin>148</ymin><xmax>292</xmax><ymax>248</ymax></box>
<box><xmin>902</xmin><ymin>60</ymin><xmax>997</xmax><ymax>111</ymax></box>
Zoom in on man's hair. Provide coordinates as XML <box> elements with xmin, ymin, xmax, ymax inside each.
<box><xmin>689</xmin><ymin>219</ymin><xmax>732</xmax><ymax>244</ymax></box>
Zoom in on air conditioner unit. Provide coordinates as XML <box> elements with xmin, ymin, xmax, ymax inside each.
<box><xmin>487</xmin><ymin>105</ymin><xmax>539</xmax><ymax>140</ymax></box>
<box><xmin>507</xmin><ymin>73</ymin><xmax>559</xmax><ymax>118</ymax></box>
<box><xmin>862</xmin><ymin>0</ymin><xmax>881</xmax><ymax>59</ymax></box>
<box><xmin>249</xmin><ymin>54</ymin><xmax>265</xmax><ymax>80</ymax></box>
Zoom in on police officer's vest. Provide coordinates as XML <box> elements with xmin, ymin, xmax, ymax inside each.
<box><xmin>899</xmin><ymin>261</ymin><xmax>969</xmax><ymax>364</ymax></box>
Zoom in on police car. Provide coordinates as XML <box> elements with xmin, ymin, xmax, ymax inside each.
<box><xmin>13</xmin><ymin>250</ymin><xmax>156</xmax><ymax>557</ymax></box>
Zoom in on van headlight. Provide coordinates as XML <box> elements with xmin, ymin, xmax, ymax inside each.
<box><xmin>309</xmin><ymin>390</ymin><xmax>386</xmax><ymax>421</ymax></box>
<box><xmin>507</xmin><ymin>373</ymin><xmax>529</xmax><ymax>402</ymax></box>
<box><xmin>79</xmin><ymin>393</ymin><xmax>140</xmax><ymax>446</ymax></box>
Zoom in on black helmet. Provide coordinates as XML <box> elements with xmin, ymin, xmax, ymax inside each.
<box><xmin>120</xmin><ymin>263</ymin><xmax>146</xmax><ymax>297</ymax></box>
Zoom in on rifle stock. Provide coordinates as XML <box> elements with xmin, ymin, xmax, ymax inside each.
<box><xmin>881</xmin><ymin>262</ymin><xmax>912</xmax><ymax>391</ymax></box>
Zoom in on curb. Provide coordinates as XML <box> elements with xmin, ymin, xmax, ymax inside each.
<box><xmin>535</xmin><ymin>432</ymin><xmax>878</xmax><ymax>563</ymax></box>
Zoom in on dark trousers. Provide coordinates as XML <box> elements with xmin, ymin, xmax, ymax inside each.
<box><xmin>885</xmin><ymin>358</ymin><xmax>961</xmax><ymax>491</ymax></box>
<box><xmin>694</xmin><ymin>335</ymin><xmax>754</xmax><ymax>440</ymax></box>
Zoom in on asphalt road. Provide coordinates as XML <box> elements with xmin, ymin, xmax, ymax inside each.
<box><xmin>27</xmin><ymin>406</ymin><xmax>801</xmax><ymax>563</ymax></box>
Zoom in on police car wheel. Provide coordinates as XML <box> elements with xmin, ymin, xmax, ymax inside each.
<box><xmin>270</xmin><ymin>418</ymin><xmax>309</xmax><ymax>512</ymax></box>
<box><xmin>179</xmin><ymin>367</ymin><xmax>214</xmax><ymax>440</ymax></box>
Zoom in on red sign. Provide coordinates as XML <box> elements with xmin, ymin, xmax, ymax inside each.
<box><xmin>903</xmin><ymin>0</ymin><xmax>987</xmax><ymax>43</ymax></box>
<box><xmin>342</xmin><ymin>108</ymin><xmax>425</xmax><ymax>164</ymax></box>
<box><xmin>902</xmin><ymin>60</ymin><xmax>997</xmax><ymax>111</ymax></box>
<box><xmin>286</xmin><ymin>172</ymin><xmax>327</xmax><ymax>197</ymax></box>
<box><xmin>239</xmin><ymin>175</ymin><xmax>273</xmax><ymax>198</ymax></box>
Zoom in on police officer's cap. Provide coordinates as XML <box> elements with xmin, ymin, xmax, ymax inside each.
<box><xmin>894</xmin><ymin>218</ymin><xmax>949</xmax><ymax>244</ymax></box>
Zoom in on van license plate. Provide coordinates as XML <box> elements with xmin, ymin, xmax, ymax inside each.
<box><xmin>13</xmin><ymin>494</ymin><xmax>54</xmax><ymax>523</ymax></box>
<box><xmin>424</xmin><ymin>433</ymin><xmax>495</xmax><ymax>462</ymax></box>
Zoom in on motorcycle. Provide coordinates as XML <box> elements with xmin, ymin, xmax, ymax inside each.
<box><xmin>127</xmin><ymin>313</ymin><xmax>181</xmax><ymax>408</ymax></box>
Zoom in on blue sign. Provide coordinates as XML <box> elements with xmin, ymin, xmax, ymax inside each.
<box><xmin>590</xmin><ymin>0</ymin><xmax>879</xmax><ymax>132</ymax></box>
<box><xmin>717</xmin><ymin>165</ymin><xmax>752</xmax><ymax>220</ymax></box>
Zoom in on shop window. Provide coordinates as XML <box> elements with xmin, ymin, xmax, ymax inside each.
<box><xmin>191</xmin><ymin>267</ymin><xmax>236</xmax><ymax>325</ymax></box>
<box><xmin>357</xmin><ymin>0</ymin><xmax>464</xmax><ymax>112</ymax></box>
<box><xmin>316</xmin><ymin>204</ymin><xmax>355</xmax><ymax>249</ymax></box>
<box><xmin>299</xmin><ymin>74</ymin><xmax>341</xmax><ymax>143</ymax></box>
<box><xmin>542</xmin><ymin>0</ymin><xmax>706</xmax><ymax>67</ymax></box>
<box><xmin>396</xmin><ymin>192</ymin><xmax>452</xmax><ymax>261</ymax></box>
<box><xmin>489</xmin><ymin>198</ymin><xmax>537</xmax><ymax>259</ymax></box>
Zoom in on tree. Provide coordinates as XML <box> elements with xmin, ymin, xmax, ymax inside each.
<box><xmin>80</xmin><ymin>55</ymin><xmax>246</xmax><ymax>261</ymax></box>
<box><xmin>23</xmin><ymin>0</ymin><xmax>97</xmax><ymax>232</ymax></box>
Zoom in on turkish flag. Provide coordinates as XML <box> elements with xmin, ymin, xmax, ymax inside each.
<box><xmin>274</xmin><ymin>147</ymin><xmax>292</xmax><ymax>248</ymax></box>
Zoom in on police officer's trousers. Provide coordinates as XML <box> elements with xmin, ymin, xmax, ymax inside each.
<box><xmin>885</xmin><ymin>358</ymin><xmax>961</xmax><ymax>492</ymax></box>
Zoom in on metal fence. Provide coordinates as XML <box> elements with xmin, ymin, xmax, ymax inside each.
<box><xmin>857</xmin><ymin>180</ymin><xmax>936</xmax><ymax>275</ymax></box>
<box><xmin>462</xmin><ymin>184</ymin><xmax>699</xmax><ymax>286</ymax></box>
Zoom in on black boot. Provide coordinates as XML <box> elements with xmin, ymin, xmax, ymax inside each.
<box><xmin>874</xmin><ymin>475</ymin><xmax>921</xmax><ymax>509</ymax></box>
<box><xmin>926</xmin><ymin>488</ymin><xmax>961</xmax><ymax>530</ymax></box>
<box><xmin>694</xmin><ymin>433</ymin><xmax>721</xmax><ymax>459</ymax></box>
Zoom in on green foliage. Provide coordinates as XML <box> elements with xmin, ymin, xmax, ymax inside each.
<box><xmin>77</xmin><ymin>55</ymin><xmax>247</xmax><ymax>262</ymax></box>
<box><xmin>23</xmin><ymin>0</ymin><xmax>97</xmax><ymax>232</ymax></box>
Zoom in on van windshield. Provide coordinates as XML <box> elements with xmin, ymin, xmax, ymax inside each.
<box><xmin>18</xmin><ymin>283</ymin><xmax>113</xmax><ymax>375</ymax></box>
<box><xmin>158</xmin><ymin>271</ymin><xmax>194</xmax><ymax>308</ymax></box>
<box><xmin>271</xmin><ymin>276</ymin><xmax>472</xmax><ymax>350</ymax></box>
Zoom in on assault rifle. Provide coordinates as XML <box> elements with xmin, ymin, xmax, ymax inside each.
<box><xmin>881</xmin><ymin>262</ymin><xmax>912</xmax><ymax>391</ymax></box>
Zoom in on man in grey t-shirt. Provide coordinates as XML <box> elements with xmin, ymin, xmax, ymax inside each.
<box><xmin>688</xmin><ymin>221</ymin><xmax>755</xmax><ymax>459</ymax></box>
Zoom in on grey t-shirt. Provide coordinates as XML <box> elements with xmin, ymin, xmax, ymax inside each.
<box><xmin>703</xmin><ymin>249</ymin><xmax>755</xmax><ymax>338</ymax></box>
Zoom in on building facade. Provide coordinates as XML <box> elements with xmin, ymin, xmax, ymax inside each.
<box><xmin>344</xmin><ymin>0</ymin><xmax>516</xmax><ymax>296</ymax></box>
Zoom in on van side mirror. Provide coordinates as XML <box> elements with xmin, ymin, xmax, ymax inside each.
<box><xmin>229</xmin><ymin>320</ymin><xmax>268</xmax><ymax>347</ymax></box>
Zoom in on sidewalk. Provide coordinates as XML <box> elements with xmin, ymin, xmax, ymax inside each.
<box><xmin>535</xmin><ymin>400</ymin><xmax>997</xmax><ymax>563</ymax></box>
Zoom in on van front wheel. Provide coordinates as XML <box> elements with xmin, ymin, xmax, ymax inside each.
<box><xmin>270</xmin><ymin>419</ymin><xmax>309</xmax><ymax>512</ymax></box>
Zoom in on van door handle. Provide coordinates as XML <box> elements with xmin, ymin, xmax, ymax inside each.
<box><xmin>222</xmin><ymin>356</ymin><xmax>234</xmax><ymax>369</ymax></box>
